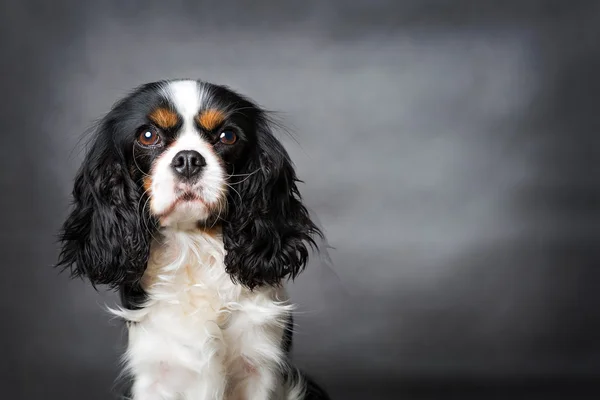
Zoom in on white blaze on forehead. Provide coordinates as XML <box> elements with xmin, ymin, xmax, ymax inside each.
<box><xmin>161</xmin><ymin>80</ymin><xmax>208</xmax><ymax>123</ymax></box>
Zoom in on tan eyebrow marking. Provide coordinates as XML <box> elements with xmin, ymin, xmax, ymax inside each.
<box><xmin>196</xmin><ymin>109</ymin><xmax>225</xmax><ymax>131</ymax></box>
<box><xmin>148</xmin><ymin>107</ymin><xmax>179</xmax><ymax>129</ymax></box>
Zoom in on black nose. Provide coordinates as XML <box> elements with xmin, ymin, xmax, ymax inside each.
<box><xmin>171</xmin><ymin>150</ymin><xmax>206</xmax><ymax>180</ymax></box>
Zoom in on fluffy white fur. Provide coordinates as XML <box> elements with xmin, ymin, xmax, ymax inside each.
<box><xmin>110</xmin><ymin>229</ymin><xmax>305</xmax><ymax>400</ymax></box>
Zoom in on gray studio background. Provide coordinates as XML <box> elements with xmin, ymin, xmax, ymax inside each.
<box><xmin>2</xmin><ymin>1</ymin><xmax>599</xmax><ymax>399</ymax></box>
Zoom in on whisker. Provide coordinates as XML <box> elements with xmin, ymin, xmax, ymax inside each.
<box><xmin>224</xmin><ymin>182</ymin><xmax>243</xmax><ymax>205</ymax></box>
<box><xmin>141</xmin><ymin>194</ymin><xmax>161</xmax><ymax>244</ymax></box>
<box><xmin>209</xmin><ymin>201</ymin><xmax>223</xmax><ymax>230</ymax></box>
<box><xmin>224</xmin><ymin>106</ymin><xmax>258</xmax><ymax>119</ymax></box>
<box><xmin>227</xmin><ymin>171</ymin><xmax>259</xmax><ymax>185</ymax></box>
<box><xmin>226</xmin><ymin>168</ymin><xmax>261</xmax><ymax>178</ymax></box>
<box><xmin>132</xmin><ymin>144</ymin><xmax>151</xmax><ymax>177</ymax></box>
<box><xmin>136</xmin><ymin>186</ymin><xmax>152</xmax><ymax>216</ymax></box>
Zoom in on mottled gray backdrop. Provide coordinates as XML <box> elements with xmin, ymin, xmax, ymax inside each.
<box><xmin>1</xmin><ymin>1</ymin><xmax>599</xmax><ymax>399</ymax></box>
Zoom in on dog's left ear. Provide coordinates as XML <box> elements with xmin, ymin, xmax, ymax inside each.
<box><xmin>222</xmin><ymin>115</ymin><xmax>322</xmax><ymax>289</ymax></box>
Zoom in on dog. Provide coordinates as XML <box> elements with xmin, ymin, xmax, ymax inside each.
<box><xmin>57</xmin><ymin>79</ymin><xmax>330</xmax><ymax>400</ymax></box>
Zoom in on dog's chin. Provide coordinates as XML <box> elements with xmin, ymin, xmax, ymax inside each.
<box><xmin>158</xmin><ymin>199</ymin><xmax>212</xmax><ymax>231</ymax></box>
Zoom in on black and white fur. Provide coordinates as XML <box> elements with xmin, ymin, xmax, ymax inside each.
<box><xmin>57</xmin><ymin>79</ymin><xmax>329</xmax><ymax>400</ymax></box>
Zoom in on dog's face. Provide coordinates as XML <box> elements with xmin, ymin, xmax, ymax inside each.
<box><xmin>125</xmin><ymin>81</ymin><xmax>254</xmax><ymax>229</ymax></box>
<box><xmin>58</xmin><ymin>79</ymin><xmax>320</xmax><ymax>290</ymax></box>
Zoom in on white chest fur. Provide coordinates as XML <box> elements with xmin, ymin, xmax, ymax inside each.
<box><xmin>110</xmin><ymin>229</ymin><xmax>299</xmax><ymax>400</ymax></box>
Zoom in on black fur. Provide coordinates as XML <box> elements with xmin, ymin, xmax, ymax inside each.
<box><xmin>282</xmin><ymin>314</ymin><xmax>295</xmax><ymax>354</ymax></box>
<box><xmin>57</xmin><ymin>130</ymin><xmax>150</xmax><ymax>289</ymax></box>
<box><xmin>222</xmin><ymin>112</ymin><xmax>322</xmax><ymax>289</ymax></box>
<box><xmin>56</xmin><ymin>83</ymin><xmax>165</xmax><ymax>289</ymax></box>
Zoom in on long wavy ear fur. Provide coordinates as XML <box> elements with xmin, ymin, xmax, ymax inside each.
<box><xmin>222</xmin><ymin>114</ymin><xmax>322</xmax><ymax>289</ymax></box>
<box><xmin>57</xmin><ymin>126</ymin><xmax>151</xmax><ymax>290</ymax></box>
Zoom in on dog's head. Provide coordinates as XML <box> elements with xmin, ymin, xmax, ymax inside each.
<box><xmin>57</xmin><ymin>79</ymin><xmax>320</xmax><ymax>290</ymax></box>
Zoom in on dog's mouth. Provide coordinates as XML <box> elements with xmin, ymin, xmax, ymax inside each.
<box><xmin>155</xmin><ymin>190</ymin><xmax>207</xmax><ymax>220</ymax></box>
<box><xmin>178</xmin><ymin>191</ymin><xmax>203</xmax><ymax>203</ymax></box>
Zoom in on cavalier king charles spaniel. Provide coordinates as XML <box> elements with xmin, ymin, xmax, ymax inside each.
<box><xmin>57</xmin><ymin>79</ymin><xmax>330</xmax><ymax>400</ymax></box>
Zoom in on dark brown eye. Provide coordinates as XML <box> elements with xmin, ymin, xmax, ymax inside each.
<box><xmin>219</xmin><ymin>130</ymin><xmax>237</xmax><ymax>145</ymax></box>
<box><xmin>137</xmin><ymin>127</ymin><xmax>161</xmax><ymax>146</ymax></box>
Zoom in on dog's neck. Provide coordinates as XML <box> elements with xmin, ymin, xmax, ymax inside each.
<box><xmin>145</xmin><ymin>227</ymin><xmax>227</xmax><ymax>289</ymax></box>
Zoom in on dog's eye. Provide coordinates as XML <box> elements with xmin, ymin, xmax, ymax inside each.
<box><xmin>219</xmin><ymin>130</ymin><xmax>237</xmax><ymax>145</ymax></box>
<box><xmin>137</xmin><ymin>127</ymin><xmax>161</xmax><ymax>146</ymax></box>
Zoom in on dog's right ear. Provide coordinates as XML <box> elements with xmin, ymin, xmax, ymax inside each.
<box><xmin>57</xmin><ymin>122</ymin><xmax>151</xmax><ymax>289</ymax></box>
